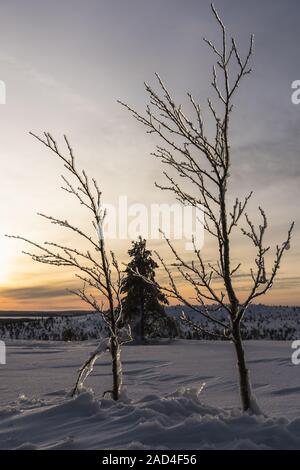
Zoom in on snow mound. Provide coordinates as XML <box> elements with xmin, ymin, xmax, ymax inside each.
<box><xmin>0</xmin><ymin>387</ymin><xmax>300</xmax><ymax>450</ymax></box>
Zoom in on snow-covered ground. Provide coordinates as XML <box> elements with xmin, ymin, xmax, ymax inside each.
<box><xmin>0</xmin><ymin>339</ymin><xmax>300</xmax><ymax>449</ymax></box>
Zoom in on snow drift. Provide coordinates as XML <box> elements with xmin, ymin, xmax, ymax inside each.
<box><xmin>1</xmin><ymin>339</ymin><xmax>299</xmax><ymax>450</ymax></box>
<box><xmin>0</xmin><ymin>387</ymin><xmax>300</xmax><ymax>450</ymax></box>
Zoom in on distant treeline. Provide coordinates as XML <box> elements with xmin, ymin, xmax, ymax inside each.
<box><xmin>0</xmin><ymin>305</ymin><xmax>299</xmax><ymax>341</ymax></box>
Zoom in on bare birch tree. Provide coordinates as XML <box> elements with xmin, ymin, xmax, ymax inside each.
<box><xmin>119</xmin><ymin>4</ymin><xmax>294</xmax><ymax>412</ymax></box>
<box><xmin>7</xmin><ymin>132</ymin><xmax>131</xmax><ymax>400</ymax></box>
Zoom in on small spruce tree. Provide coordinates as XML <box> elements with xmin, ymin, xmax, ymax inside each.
<box><xmin>122</xmin><ymin>237</ymin><xmax>178</xmax><ymax>342</ymax></box>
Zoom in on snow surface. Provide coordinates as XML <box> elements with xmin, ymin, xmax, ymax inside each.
<box><xmin>0</xmin><ymin>339</ymin><xmax>300</xmax><ymax>449</ymax></box>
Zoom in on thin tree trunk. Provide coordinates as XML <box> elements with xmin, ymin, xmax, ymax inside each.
<box><xmin>137</xmin><ymin>286</ymin><xmax>145</xmax><ymax>343</ymax></box>
<box><xmin>140</xmin><ymin>309</ymin><xmax>145</xmax><ymax>342</ymax></box>
<box><xmin>219</xmin><ymin>185</ymin><xmax>239</xmax><ymax>313</ymax></box>
<box><xmin>140</xmin><ymin>292</ymin><xmax>145</xmax><ymax>343</ymax></box>
<box><xmin>99</xmin><ymin>238</ymin><xmax>123</xmax><ymax>401</ymax></box>
<box><xmin>220</xmin><ymin>186</ymin><xmax>252</xmax><ymax>411</ymax></box>
<box><xmin>110</xmin><ymin>338</ymin><xmax>122</xmax><ymax>401</ymax></box>
<box><xmin>232</xmin><ymin>323</ymin><xmax>252</xmax><ymax>412</ymax></box>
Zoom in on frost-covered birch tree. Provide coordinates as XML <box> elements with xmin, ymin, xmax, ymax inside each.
<box><xmin>7</xmin><ymin>132</ymin><xmax>131</xmax><ymax>400</ymax></box>
<box><xmin>119</xmin><ymin>4</ymin><xmax>294</xmax><ymax>412</ymax></box>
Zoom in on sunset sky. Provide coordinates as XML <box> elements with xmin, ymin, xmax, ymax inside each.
<box><xmin>0</xmin><ymin>0</ymin><xmax>299</xmax><ymax>310</ymax></box>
